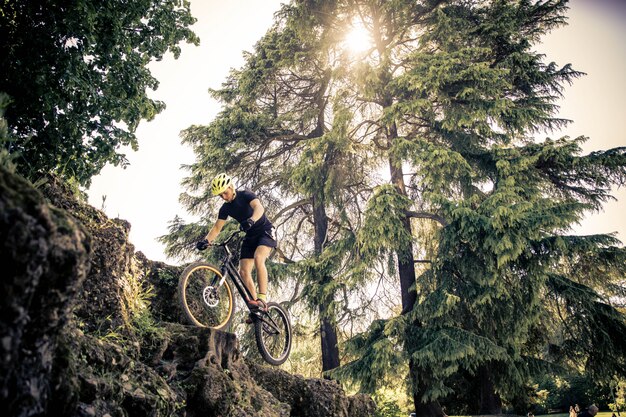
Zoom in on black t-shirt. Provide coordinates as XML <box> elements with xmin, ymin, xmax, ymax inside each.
<box><xmin>218</xmin><ymin>189</ymin><xmax>272</xmax><ymax>234</ymax></box>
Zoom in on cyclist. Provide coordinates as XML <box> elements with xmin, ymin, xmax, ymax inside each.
<box><xmin>196</xmin><ymin>173</ymin><xmax>277</xmax><ymax>311</ymax></box>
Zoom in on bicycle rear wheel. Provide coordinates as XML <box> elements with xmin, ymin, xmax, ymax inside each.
<box><xmin>178</xmin><ymin>262</ymin><xmax>234</xmax><ymax>330</ymax></box>
<box><xmin>254</xmin><ymin>302</ymin><xmax>291</xmax><ymax>366</ymax></box>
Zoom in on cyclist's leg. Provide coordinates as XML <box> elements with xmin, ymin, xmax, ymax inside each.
<box><xmin>239</xmin><ymin>257</ymin><xmax>257</xmax><ymax>301</ymax></box>
<box><xmin>240</xmin><ymin>238</ymin><xmax>258</xmax><ymax>301</ymax></box>
<box><xmin>254</xmin><ymin>245</ymin><xmax>272</xmax><ymax>300</ymax></box>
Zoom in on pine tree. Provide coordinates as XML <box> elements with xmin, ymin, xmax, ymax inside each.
<box><xmin>169</xmin><ymin>0</ymin><xmax>376</xmax><ymax>374</ymax></box>
<box><xmin>329</xmin><ymin>1</ymin><xmax>451</xmax><ymax>414</ymax></box>
<box><xmin>326</xmin><ymin>0</ymin><xmax>625</xmax><ymax>414</ymax></box>
<box><xmin>373</xmin><ymin>0</ymin><xmax>626</xmax><ymax>411</ymax></box>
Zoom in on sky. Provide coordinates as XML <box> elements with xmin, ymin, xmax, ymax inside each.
<box><xmin>86</xmin><ymin>0</ymin><xmax>626</xmax><ymax>265</ymax></box>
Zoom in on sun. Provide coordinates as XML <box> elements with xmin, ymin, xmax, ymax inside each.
<box><xmin>344</xmin><ymin>22</ymin><xmax>372</xmax><ymax>53</ymax></box>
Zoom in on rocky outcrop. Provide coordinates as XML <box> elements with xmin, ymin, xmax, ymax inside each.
<box><xmin>0</xmin><ymin>167</ymin><xmax>90</xmax><ymax>416</ymax></box>
<box><xmin>136</xmin><ymin>252</ymin><xmax>185</xmax><ymax>324</ymax></box>
<box><xmin>0</xmin><ymin>167</ymin><xmax>376</xmax><ymax>416</ymax></box>
<box><xmin>40</xmin><ymin>176</ymin><xmax>154</xmax><ymax>333</ymax></box>
<box><xmin>153</xmin><ymin>324</ymin><xmax>290</xmax><ymax>416</ymax></box>
<box><xmin>249</xmin><ymin>362</ymin><xmax>377</xmax><ymax>416</ymax></box>
<box><xmin>64</xmin><ymin>327</ymin><xmax>180</xmax><ymax>417</ymax></box>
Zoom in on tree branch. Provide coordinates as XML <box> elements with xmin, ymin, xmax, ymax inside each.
<box><xmin>271</xmin><ymin>198</ymin><xmax>312</xmax><ymax>223</ymax></box>
<box><xmin>406</xmin><ymin>210</ymin><xmax>448</xmax><ymax>226</ymax></box>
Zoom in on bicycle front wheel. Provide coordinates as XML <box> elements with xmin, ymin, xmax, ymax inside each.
<box><xmin>254</xmin><ymin>302</ymin><xmax>292</xmax><ymax>366</ymax></box>
<box><xmin>178</xmin><ymin>262</ymin><xmax>234</xmax><ymax>330</ymax></box>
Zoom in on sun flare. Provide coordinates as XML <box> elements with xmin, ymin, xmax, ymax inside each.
<box><xmin>344</xmin><ymin>23</ymin><xmax>372</xmax><ymax>53</ymax></box>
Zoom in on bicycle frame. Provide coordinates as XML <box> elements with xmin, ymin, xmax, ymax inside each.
<box><xmin>211</xmin><ymin>230</ymin><xmax>284</xmax><ymax>333</ymax></box>
<box><xmin>214</xmin><ymin>233</ymin><xmax>255</xmax><ymax>305</ymax></box>
<box><xmin>181</xmin><ymin>229</ymin><xmax>292</xmax><ymax>365</ymax></box>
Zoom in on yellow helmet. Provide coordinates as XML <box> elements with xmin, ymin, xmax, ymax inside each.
<box><xmin>211</xmin><ymin>173</ymin><xmax>232</xmax><ymax>195</ymax></box>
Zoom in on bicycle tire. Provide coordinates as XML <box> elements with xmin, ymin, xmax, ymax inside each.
<box><xmin>254</xmin><ymin>302</ymin><xmax>292</xmax><ymax>366</ymax></box>
<box><xmin>178</xmin><ymin>262</ymin><xmax>234</xmax><ymax>330</ymax></box>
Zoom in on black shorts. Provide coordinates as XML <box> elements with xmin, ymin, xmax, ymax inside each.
<box><xmin>240</xmin><ymin>228</ymin><xmax>277</xmax><ymax>259</ymax></box>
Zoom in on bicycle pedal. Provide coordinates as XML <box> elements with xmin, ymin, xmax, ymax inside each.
<box><xmin>247</xmin><ymin>298</ymin><xmax>268</xmax><ymax>312</ymax></box>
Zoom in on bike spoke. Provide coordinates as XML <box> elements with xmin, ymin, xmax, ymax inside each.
<box><xmin>260</xmin><ymin>316</ymin><xmax>281</xmax><ymax>334</ymax></box>
<box><xmin>256</xmin><ymin>304</ymin><xmax>291</xmax><ymax>364</ymax></box>
<box><xmin>181</xmin><ymin>264</ymin><xmax>233</xmax><ymax>329</ymax></box>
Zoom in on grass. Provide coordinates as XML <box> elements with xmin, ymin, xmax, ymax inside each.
<box><xmin>449</xmin><ymin>413</ymin><xmax>621</xmax><ymax>417</ymax></box>
<box><xmin>537</xmin><ymin>413</ymin><xmax>618</xmax><ymax>417</ymax></box>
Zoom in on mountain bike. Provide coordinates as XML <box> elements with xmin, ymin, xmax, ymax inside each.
<box><xmin>178</xmin><ymin>230</ymin><xmax>292</xmax><ymax>366</ymax></box>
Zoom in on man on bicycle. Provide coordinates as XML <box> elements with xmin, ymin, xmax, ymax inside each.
<box><xmin>196</xmin><ymin>173</ymin><xmax>277</xmax><ymax>311</ymax></box>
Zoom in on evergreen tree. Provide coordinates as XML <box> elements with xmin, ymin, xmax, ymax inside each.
<box><xmin>168</xmin><ymin>0</ymin><xmax>375</xmax><ymax>374</ymax></box>
<box><xmin>329</xmin><ymin>1</ymin><xmax>450</xmax><ymax>414</ymax></box>
<box><xmin>374</xmin><ymin>0</ymin><xmax>626</xmax><ymax>412</ymax></box>
<box><xmin>329</xmin><ymin>0</ymin><xmax>625</xmax><ymax>415</ymax></box>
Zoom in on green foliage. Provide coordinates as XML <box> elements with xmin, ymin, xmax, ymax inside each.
<box><xmin>332</xmin><ymin>317</ymin><xmax>408</xmax><ymax>393</ymax></box>
<box><xmin>280</xmin><ymin>319</ymin><xmax>323</xmax><ymax>378</ymax></box>
<box><xmin>392</xmin><ymin>137</ymin><xmax>475</xmax><ymax>200</ymax></box>
<box><xmin>100</xmin><ymin>271</ymin><xmax>165</xmax><ymax>361</ymax></box>
<box><xmin>610</xmin><ymin>379</ymin><xmax>626</xmax><ymax>412</ymax></box>
<box><xmin>545</xmin><ymin>272</ymin><xmax>626</xmax><ymax>379</ymax></box>
<box><xmin>159</xmin><ymin>214</ymin><xmax>212</xmax><ymax>261</ymax></box>
<box><xmin>0</xmin><ymin>92</ymin><xmax>16</xmax><ymax>173</ymax></box>
<box><xmin>374</xmin><ymin>395</ymin><xmax>405</xmax><ymax>417</ymax></box>
<box><xmin>532</xmin><ymin>374</ymin><xmax>614</xmax><ymax>412</ymax></box>
<box><xmin>0</xmin><ymin>0</ymin><xmax>199</xmax><ymax>185</ymax></box>
<box><xmin>358</xmin><ymin>185</ymin><xmax>414</xmax><ymax>263</ymax></box>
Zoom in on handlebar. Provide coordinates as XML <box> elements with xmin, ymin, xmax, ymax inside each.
<box><xmin>211</xmin><ymin>229</ymin><xmax>244</xmax><ymax>248</ymax></box>
<box><xmin>194</xmin><ymin>229</ymin><xmax>243</xmax><ymax>253</ymax></box>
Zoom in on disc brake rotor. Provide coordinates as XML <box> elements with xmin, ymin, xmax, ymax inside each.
<box><xmin>203</xmin><ymin>286</ymin><xmax>219</xmax><ymax>307</ymax></box>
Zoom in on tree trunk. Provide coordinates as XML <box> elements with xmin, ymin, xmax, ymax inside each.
<box><xmin>397</xmin><ymin>215</ymin><xmax>418</xmax><ymax>314</ymax></box>
<box><xmin>312</xmin><ymin>194</ymin><xmax>340</xmax><ymax>374</ymax></box>
<box><xmin>388</xmin><ymin>126</ymin><xmax>418</xmax><ymax>315</ymax></box>
<box><xmin>320</xmin><ymin>310</ymin><xmax>340</xmax><ymax>372</ymax></box>
<box><xmin>409</xmin><ymin>358</ymin><xmax>447</xmax><ymax>417</ymax></box>
<box><xmin>305</xmin><ymin>68</ymin><xmax>340</xmax><ymax>375</ymax></box>
<box><xmin>478</xmin><ymin>365</ymin><xmax>502</xmax><ymax>415</ymax></box>
<box><xmin>388</xmin><ymin>142</ymin><xmax>443</xmax><ymax>417</ymax></box>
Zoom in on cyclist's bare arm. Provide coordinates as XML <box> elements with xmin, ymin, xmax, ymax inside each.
<box><xmin>249</xmin><ymin>199</ymin><xmax>264</xmax><ymax>222</ymax></box>
<box><xmin>205</xmin><ymin>219</ymin><xmax>226</xmax><ymax>244</ymax></box>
